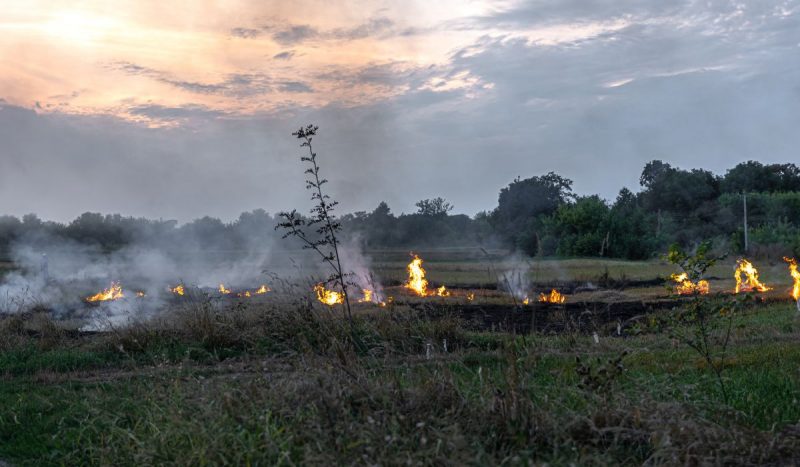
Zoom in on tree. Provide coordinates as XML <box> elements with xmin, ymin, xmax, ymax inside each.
<box><xmin>415</xmin><ymin>197</ymin><xmax>453</xmax><ymax>216</ymax></box>
<box><xmin>721</xmin><ymin>161</ymin><xmax>800</xmax><ymax>193</ymax></box>
<box><xmin>540</xmin><ymin>195</ymin><xmax>610</xmax><ymax>257</ymax></box>
<box><xmin>491</xmin><ymin>172</ymin><xmax>574</xmax><ymax>252</ymax></box>
<box><xmin>638</xmin><ymin>160</ymin><xmax>721</xmax><ymax>215</ymax></box>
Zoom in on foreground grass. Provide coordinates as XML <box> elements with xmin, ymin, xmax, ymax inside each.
<box><xmin>0</xmin><ymin>302</ymin><xmax>799</xmax><ymax>465</ymax></box>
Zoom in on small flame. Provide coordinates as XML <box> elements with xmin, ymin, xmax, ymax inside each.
<box><xmin>358</xmin><ymin>289</ymin><xmax>373</xmax><ymax>303</ymax></box>
<box><xmin>538</xmin><ymin>289</ymin><xmax>566</xmax><ymax>304</ymax></box>
<box><xmin>86</xmin><ymin>282</ymin><xmax>124</xmax><ymax>302</ymax></box>
<box><xmin>170</xmin><ymin>284</ymin><xmax>185</xmax><ymax>296</ymax></box>
<box><xmin>467</xmin><ymin>292</ymin><xmax>475</xmax><ymax>301</ymax></box>
<box><xmin>135</xmin><ymin>291</ymin><xmax>146</xmax><ymax>298</ymax></box>
<box><xmin>436</xmin><ymin>285</ymin><xmax>450</xmax><ymax>297</ymax></box>
<box><xmin>405</xmin><ymin>254</ymin><xmax>428</xmax><ymax>296</ymax></box>
<box><xmin>522</xmin><ymin>297</ymin><xmax>530</xmax><ymax>305</ymax></box>
<box><xmin>784</xmin><ymin>257</ymin><xmax>800</xmax><ymax>301</ymax></box>
<box><xmin>314</xmin><ymin>283</ymin><xmax>344</xmax><ymax>306</ymax></box>
<box><xmin>734</xmin><ymin>259</ymin><xmax>771</xmax><ymax>293</ymax></box>
<box><xmin>238</xmin><ymin>291</ymin><xmax>252</xmax><ymax>298</ymax></box>
<box><xmin>670</xmin><ymin>273</ymin><xmax>709</xmax><ymax>295</ymax></box>
<box><xmin>219</xmin><ymin>283</ymin><xmax>231</xmax><ymax>294</ymax></box>
<box><xmin>255</xmin><ymin>285</ymin><xmax>270</xmax><ymax>294</ymax></box>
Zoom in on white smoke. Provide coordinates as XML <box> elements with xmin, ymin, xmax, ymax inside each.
<box><xmin>336</xmin><ymin>234</ymin><xmax>385</xmax><ymax>303</ymax></box>
<box><xmin>497</xmin><ymin>252</ymin><xmax>533</xmax><ymax>301</ymax></box>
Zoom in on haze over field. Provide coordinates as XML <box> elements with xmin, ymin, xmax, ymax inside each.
<box><xmin>1</xmin><ymin>1</ymin><xmax>799</xmax><ymax>221</ymax></box>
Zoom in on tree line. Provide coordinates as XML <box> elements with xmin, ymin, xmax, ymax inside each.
<box><xmin>1</xmin><ymin>160</ymin><xmax>799</xmax><ymax>260</ymax></box>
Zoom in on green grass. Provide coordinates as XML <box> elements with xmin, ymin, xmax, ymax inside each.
<box><xmin>0</xmin><ymin>301</ymin><xmax>798</xmax><ymax>465</ymax></box>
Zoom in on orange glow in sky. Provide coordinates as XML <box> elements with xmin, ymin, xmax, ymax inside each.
<box><xmin>0</xmin><ymin>0</ymin><xmax>625</xmax><ymax>126</ymax></box>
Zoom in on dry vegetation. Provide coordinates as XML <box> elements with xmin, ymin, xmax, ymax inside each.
<box><xmin>0</xmin><ymin>290</ymin><xmax>799</xmax><ymax>465</ymax></box>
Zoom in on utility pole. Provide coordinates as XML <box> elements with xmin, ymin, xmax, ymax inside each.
<box><xmin>743</xmin><ymin>192</ymin><xmax>749</xmax><ymax>253</ymax></box>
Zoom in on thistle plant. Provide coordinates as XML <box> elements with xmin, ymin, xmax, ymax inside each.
<box><xmin>277</xmin><ymin>125</ymin><xmax>355</xmax><ymax>334</ymax></box>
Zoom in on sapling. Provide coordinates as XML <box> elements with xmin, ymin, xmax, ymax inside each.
<box><xmin>277</xmin><ymin>125</ymin><xmax>359</xmax><ymax>345</ymax></box>
<box><xmin>666</xmin><ymin>241</ymin><xmax>738</xmax><ymax>404</ymax></box>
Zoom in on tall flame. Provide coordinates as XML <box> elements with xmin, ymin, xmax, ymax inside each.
<box><xmin>86</xmin><ymin>282</ymin><xmax>124</xmax><ymax>302</ymax></box>
<box><xmin>784</xmin><ymin>257</ymin><xmax>800</xmax><ymax>301</ymax></box>
<box><xmin>734</xmin><ymin>259</ymin><xmax>771</xmax><ymax>293</ymax></box>
<box><xmin>670</xmin><ymin>273</ymin><xmax>710</xmax><ymax>295</ymax></box>
<box><xmin>405</xmin><ymin>254</ymin><xmax>428</xmax><ymax>296</ymax></box>
<box><xmin>538</xmin><ymin>289</ymin><xmax>566</xmax><ymax>304</ymax></box>
<box><xmin>170</xmin><ymin>284</ymin><xmax>185</xmax><ymax>296</ymax></box>
<box><xmin>358</xmin><ymin>289</ymin><xmax>373</xmax><ymax>303</ymax></box>
<box><xmin>314</xmin><ymin>283</ymin><xmax>344</xmax><ymax>306</ymax></box>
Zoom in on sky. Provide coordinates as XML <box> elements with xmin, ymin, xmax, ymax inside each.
<box><xmin>1</xmin><ymin>0</ymin><xmax>799</xmax><ymax>223</ymax></box>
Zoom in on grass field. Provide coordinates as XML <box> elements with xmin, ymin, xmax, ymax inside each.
<box><xmin>0</xmin><ymin>296</ymin><xmax>798</xmax><ymax>465</ymax></box>
<box><xmin>1</xmin><ymin>253</ymin><xmax>799</xmax><ymax>464</ymax></box>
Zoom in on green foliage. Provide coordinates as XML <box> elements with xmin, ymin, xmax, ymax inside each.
<box><xmin>2</xmin><ymin>159</ymin><xmax>800</xmax><ymax>261</ymax></box>
<box><xmin>665</xmin><ymin>240</ymin><xmax>722</xmax><ymax>282</ymax></box>
<box><xmin>415</xmin><ymin>197</ymin><xmax>453</xmax><ymax>216</ymax></box>
<box><xmin>665</xmin><ymin>241</ymin><xmax>736</xmax><ymax>404</ymax></box>
<box><xmin>541</xmin><ymin>195</ymin><xmax>610</xmax><ymax>256</ymax></box>
<box><xmin>721</xmin><ymin>160</ymin><xmax>800</xmax><ymax>194</ymax></box>
<box><xmin>490</xmin><ymin>172</ymin><xmax>574</xmax><ymax>251</ymax></box>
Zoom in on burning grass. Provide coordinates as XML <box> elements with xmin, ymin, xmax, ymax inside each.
<box><xmin>538</xmin><ymin>288</ymin><xmax>566</xmax><ymax>304</ymax></box>
<box><xmin>314</xmin><ymin>283</ymin><xmax>344</xmax><ymax>306</ymax></box>
<box><xmin>785</xmin><ymin>257</ymin><xmax>800</xmax><ymax>301</ymax></box>
<box><xmin>85</xmin><ymin>281</ymin><xmax>124</xmax><ymax>302</ymax></box>
<box><xmin>735</xmin><ymin>259</ymin><xmax>772</xmax><ymax>293</ymax></box>
<box><xmin>670</xmin><ymin>272</ymin><xmax>710</xmax><ymax>295</ymax></box>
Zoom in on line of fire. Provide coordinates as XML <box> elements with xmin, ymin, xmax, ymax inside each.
<box><xmin>79</xmin><ymin>253</ymin><xmax>800</xmax><ymax>310</ymax></box>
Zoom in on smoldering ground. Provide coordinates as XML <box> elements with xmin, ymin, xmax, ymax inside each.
<box><xmin>0</xmin><ymin>221</ymin><xmax>385</xmax><ymax>329</ymax></box>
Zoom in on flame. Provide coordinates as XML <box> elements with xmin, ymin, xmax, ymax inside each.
<box><xmin>237</xmin><ymin>285</ymin><xmax>270</xmax><ymax>297</ymax></box>
<box><xmin>467</xmin><ymin>292</ymin><xmax>475</xmax><ymax>301</ymax></box>
<box><xmin>538</xmin><ymin>289</ymin><xmax>566</xmax><ymax>304</ymax></box>
<box><xmin>314</xmin><ymin>283</ymin><xmax>344</xmax><ymax>306</ymax></box>
<box><xmin>784</xmin><ymin>257</ymin><xmax>800</xmax><ymax>301</ymax></box>
<box><xmin>135</xmin><ymin>291</ymin><xmax>146</xmax><ymax>298</ymax></box>
<box><xmin>358</xmin><ymin>288</ymin><xmax>374</xmax><ymax>303</ymax></box>
<box><xmin>219</xmin><ymin>283</ymin><xmax>231</xmax><ymax>294</ymax></box>
<box><xmin>734</xmin><ymin>259</ymin><xmax>772</xmax><ymax>293</ymax></box>
<box><xmin>436</xmin><ymin>285</ymin><xmax>450</xmax><ymax>297</ymax></box>
<box><xmin>86</xmin><ymin>282</ymin><xmax>124</xmax><ymax>302</ymax></box>
<box><xmin>170</xmin><ymin>284</ymin><xmax>185</xmax><ymax>296</ymax></box>
<box><xmin>522</xmin><ymin>297</ymin><xmax>530</xmax><ymax>305</ymax></box>
<box><xmin>670</xmin><ymin>273</ymin><xmax>709</xmax><ymax>295</ymax></box>
<box><xmin>405</xmin><ymin>254</ymin><xmax>428</xmax><ymax>296</ymax></box>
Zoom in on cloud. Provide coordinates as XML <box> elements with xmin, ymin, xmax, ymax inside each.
<box><xmin>331</xmin><ymin>17</ymin><xmax>395</xmax><ymax>40</ymax></box>
<box><xmin>273</xmin><ymin>50</ymin><xmax>295</xmax><ymax>60</ymax></box>
<box><xmin>3</xmin><ymin>0</ymin><xmax>800</xmax><ymax>222</ymax></box>
<box><xmin>111</xmin><ymin>62</ymin><xmax>276</xmax><ymax>97</ymax></box>
<box><xmin>278</xmin><ymin>81</ymin><xmax>313</xmax><ymax>93</ymax></box>
<box><xmin>127</xmin><ymin>103</ymin><xmax>226</xmax><ymax>121</ymax></box>
<box><xmin>272</xmin><ymin>25</ymin><xmax>318</xmax><ymax>45</ymax></box>
<box><xmin>269</xmin><ymin>17</ymin><xmax>398</xmax><ymax>45</ymax></box>
<box><xmin>230</xmin><ymin>27</ymin><xmax>261</xmax><ymax>39</ymax></box>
